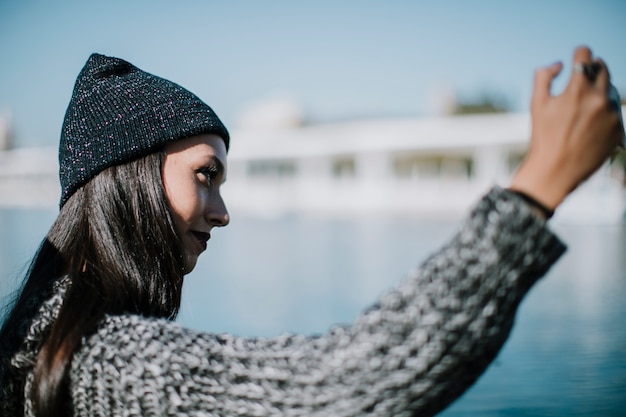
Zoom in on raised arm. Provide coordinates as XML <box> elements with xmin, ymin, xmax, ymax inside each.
<box><xmin>69</xmin><ymin>187</ymin><xmax>563</xmax><ymax>417</ymax></box>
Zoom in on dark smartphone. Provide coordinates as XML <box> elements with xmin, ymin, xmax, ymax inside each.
<box><xmin>608</xmin><ymin>84</ymin><xmax>625</xmax><ymax>146</ymax></box>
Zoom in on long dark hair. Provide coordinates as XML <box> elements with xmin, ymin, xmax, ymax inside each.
<box><xmin>0</xmin><ymin>151</ymin><xmax>185</xmax><ymax>416</ymax></box>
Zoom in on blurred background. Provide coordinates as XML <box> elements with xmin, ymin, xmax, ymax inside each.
<box><xmin>1</xmin><ymin>0</ymin><xmax>625</xmax><ymax>147</ymax></box>
<box><xmin>1</xmin><ymin>1</ymin><xmax>626</xmax><ymax>416</ymax></box>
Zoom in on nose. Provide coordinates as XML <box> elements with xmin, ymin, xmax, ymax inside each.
<box><xmin>206</xmin><ymin>193</ymin><xmax>230</xmax><ymax>227</ymax></box>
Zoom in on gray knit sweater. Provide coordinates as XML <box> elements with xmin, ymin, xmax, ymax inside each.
<box><xmin>4</xmin><ymin>187</ymin><xmax>566</xmax><ymax>416</ymax></box>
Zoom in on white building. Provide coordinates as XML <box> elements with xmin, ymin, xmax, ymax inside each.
<box><xmin>0</xmin><ymin>146</ymin><xmax>59</xmax><ymax>207</ymax></box>
<box><xmin>1</xmin><ymin>108</ymin><xmax>624</xmax><ymax>222</ymax></box>
<box><xmin>225</xmin><ymin>110</ymin><xmax>626</xmax><ymax>222</ymax></box>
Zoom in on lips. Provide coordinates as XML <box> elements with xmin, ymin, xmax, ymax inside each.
<box><xmin>190</xmin><ymin>231</ymin><xmax>210</xmax><ymax>251</ymax></box>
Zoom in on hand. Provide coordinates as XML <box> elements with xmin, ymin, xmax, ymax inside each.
<box><xmin>510</xmin><ymin>46</ymin><xmax>624</xmax><ymax>211</ymax></box>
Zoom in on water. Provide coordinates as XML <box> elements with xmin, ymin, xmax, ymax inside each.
<box><xmin>1</xmin><ymin>208</ymin><xmax>625</xmax><ymax>416</ymax></box>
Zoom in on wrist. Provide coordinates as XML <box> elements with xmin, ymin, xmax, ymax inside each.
<box><xmin>508</xmin><ymin>189</ymin><xmax>554</xmax><ymax>220</ymax></box>
<box><xmin>509</xmin><ymin>161</ymin><xmax>571</xmax><ymax>211</ymax></box>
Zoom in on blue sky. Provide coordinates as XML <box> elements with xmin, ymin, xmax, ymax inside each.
<box><xmin>1</xmin><ymin>0</ymin><xmax>625</xmax><ymax>146</ymax></box>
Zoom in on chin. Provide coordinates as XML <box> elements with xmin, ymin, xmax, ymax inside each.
<box><xmin>183</xmin><ymin>256</ymin><xmax>198</xmax><ymax>275</ymax></box>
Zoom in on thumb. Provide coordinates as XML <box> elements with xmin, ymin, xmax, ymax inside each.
<box><xmin>531</xmin><ymin>62</ymin><xmax>563</xmax><ymax>108</ymax></box>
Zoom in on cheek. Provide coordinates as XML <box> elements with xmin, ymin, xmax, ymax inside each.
<box><xmin>166</xmin><ymin>179</ymin><xmax>204</xmax><ymax>229</ymax></box>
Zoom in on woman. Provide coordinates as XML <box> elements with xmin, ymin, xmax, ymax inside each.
<box><xmin>0</xmin><ymin>46</ymin><xmax>622</xmax><ymax>416</ymax></box>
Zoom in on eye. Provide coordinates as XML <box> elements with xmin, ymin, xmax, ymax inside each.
<box><xmin>198</xmin><ymin>165</ymin><xmax>219</xmax><ymax>186</ymax></box>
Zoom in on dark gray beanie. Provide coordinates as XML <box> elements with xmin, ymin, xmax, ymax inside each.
<box><xmin>58</xmin><ymin>53</ymin><xmax>229</xmax><ymax>207</ymax></box>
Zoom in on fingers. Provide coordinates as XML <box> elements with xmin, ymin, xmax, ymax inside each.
<box><xmin>532</xmin><ymin>46</ymin><xmax>598</xmax><ymax>108</ymax></box>
<box><xmin>567</xmin><ymin>46</ymin><xmax>612</xmax><ymax>96</ymax></box>
<box><xmin>572</xmin><ymin>46</ymin><xmax>593</xmax><ymax>77</ymax></box>
<box><xmin>532</xmin><ymin>61</ymin><xmax>563</xmax><ymax>108</ymax></box>
<box><xmin>567</xmin><ymin>46</ymin><xmax>593</xmax><ymax>96</ymax></box>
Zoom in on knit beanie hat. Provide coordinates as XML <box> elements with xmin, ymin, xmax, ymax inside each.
<box><xmin>58</xmin><ymin>53</ymin><xmax>230</xmax><ymax>207</ymax></box>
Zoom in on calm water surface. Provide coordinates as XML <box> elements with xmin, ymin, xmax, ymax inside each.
<box><xmin>1</xmin><ymin>208</ymin><xmax>625</xmax><ymax>416</ymax></box>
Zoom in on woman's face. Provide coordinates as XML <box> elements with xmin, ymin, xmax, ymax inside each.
<box><xmin>162</xmin><ymin>134</ymin><xmax>229</xmax><ymax>273</ymax></box>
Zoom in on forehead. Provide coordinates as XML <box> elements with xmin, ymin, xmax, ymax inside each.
<box><xmin>165</xmin><ymin>134</ymin><xmax>227</xmax><ymax>163</ymax></box>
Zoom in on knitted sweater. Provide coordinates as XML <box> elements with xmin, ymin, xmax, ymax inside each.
<box><xmin>3</xmin><ymin>187</ymin><xmax>566</xmax><ymax>416</ymax></box>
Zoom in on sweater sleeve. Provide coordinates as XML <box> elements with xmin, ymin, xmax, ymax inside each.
<box><xmin>69</xmin><ymin>187</ymin><xmax>566</xmax><ymax>417</ymax></box>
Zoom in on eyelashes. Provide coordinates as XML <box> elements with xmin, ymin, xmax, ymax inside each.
<box><xmin>196</xmin><ymin>155</ymin><xmax>226</xmax><ymax>187</ymax></box>
<box><xmin>198</xmin><ymin>165</ymin><xmax>219</xmax><ymax>185</ymax></box>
